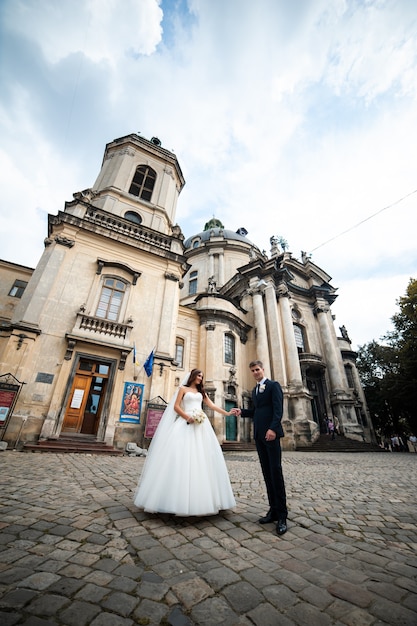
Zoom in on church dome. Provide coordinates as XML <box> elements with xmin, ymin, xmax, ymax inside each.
<box><xmin>184</xmin><ymin>224</ymin><xmax>257</xmax><ymax>249</ymax></box>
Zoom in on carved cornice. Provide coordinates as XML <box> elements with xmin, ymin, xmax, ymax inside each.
<box><xmin>65</xmin><ymin>333</ymin><xmax>130</xmax><ymax>370</ymax></box>
<box><xmin>313</xmin><ymin>303</ymin><xmax>330</xmax><ymax>315</ymax></box>
<box><xmin>55</xmin><ymin>235</ymin><xmax>75</xmax><ymax>248</ymax></box>
<box><xmin>97</xmin><ymin>259</ymin><xmax>141</xmax><ymax>285</ymax></box>
<box><xmin>341</xmin><ymin>349</ymin><xmax>358</xmax><ymax>361</ymax></box>
<box><xmin>277</xmin><ymin>282</ymin><xmax>290</xmax><ymax>298</ymax></box>
<box><xmin>198</xmin><ymin>309</ymin><xmax>252</xmax><ymax>344</ymax></box>
<box><xmin>48</xmin><ymin>209</ymin><xmax>188</xmax><ymax>267</ymax></box>
<box><xmin>165</xmin><ymin>272</ymin><xmax>180</xmax><ymax>282</ymax></box>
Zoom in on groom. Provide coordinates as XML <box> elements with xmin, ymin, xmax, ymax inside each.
<box><xmin>234</xmin><ymin>360</ymin><xmax>288</xmax><ymax>535</ymax></box>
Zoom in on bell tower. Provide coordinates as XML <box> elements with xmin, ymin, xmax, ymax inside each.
<box><xmin>89</xmin><ymin>133</ymin><xmax>185</xmax><ymax>235</ymax></box>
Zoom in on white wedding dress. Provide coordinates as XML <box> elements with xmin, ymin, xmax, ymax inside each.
<box><xmin>134</xmin><ymin>390</ymin><xmax>236</xmax><ymax>516</ymax></box>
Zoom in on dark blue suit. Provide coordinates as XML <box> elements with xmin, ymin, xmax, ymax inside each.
<box><xmin>241</xmin><ymin>379</ymin><xmax>287</xmax><ymax>520</ymax></box>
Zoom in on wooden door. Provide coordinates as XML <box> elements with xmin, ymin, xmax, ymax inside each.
<box><xmin>80</xmin><ymin>374</ymin><xmax>107</xmax><ymax>434</ymax></box>
<box><xmin>62</xmin><ymin>375</ymin><xmax>91</xmax><ymax>432</ymax></box>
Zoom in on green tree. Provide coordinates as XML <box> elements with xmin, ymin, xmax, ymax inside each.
<box><xmin>390</xmin><ymin>278</ymin><xmax>417</xmax><ymax>432</ymax></box>
<box><xmin>356</xmin><ymin>341</ymin><xmax>400</xmax><ymax>437</ymax></box>
<box><xmin>357</xmin><ymin>278</ymin><xmax>417</xmax><ymax>439</ymax></box>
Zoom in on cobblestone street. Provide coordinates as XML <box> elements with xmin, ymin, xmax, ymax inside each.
<box><xmin>0</xmin><ymin>450</ymin><xmax>416</xmax><ymax>625</ymax></box>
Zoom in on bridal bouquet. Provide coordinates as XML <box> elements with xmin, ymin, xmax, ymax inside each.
<box><xmin>191</xmin><ymin>408</ymin><xmax>207</xmax><ymax>424</ymax></box>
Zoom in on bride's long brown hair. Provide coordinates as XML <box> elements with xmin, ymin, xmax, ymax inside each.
<box><xmin>186</xmin><ymin>369</ymin><xmax>207</xmax><ymax>398</ymax></box>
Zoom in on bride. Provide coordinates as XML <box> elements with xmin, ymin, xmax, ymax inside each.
<box><xmin>133</xmin><ymin>369</ymin><xmax>236</xmax><ymax>516</ymax></box>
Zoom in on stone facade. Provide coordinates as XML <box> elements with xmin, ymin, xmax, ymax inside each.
<box><xmin>0</xmin><ymin>134</ymin><xmax>375</xmax><ymax>450</ymax></box>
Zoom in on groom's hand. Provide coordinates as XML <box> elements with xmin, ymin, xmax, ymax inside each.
<box><xmin>265</xmin><ymin>429</ymin><xmax>276</xmax><ymax>441</ymax></box>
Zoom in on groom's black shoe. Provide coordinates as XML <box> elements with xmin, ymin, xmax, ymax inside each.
<box><xmin>258</xmin><ymin>510</ymin><xmax>278</xmax><ymax>524</ymax></box>
<box><xmin>276</xmin><ymin>519</ymin><xmax>287</xmax><ymax>536</ymax></box>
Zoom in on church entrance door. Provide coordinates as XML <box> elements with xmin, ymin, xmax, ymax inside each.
<box><xmin>62</xmin><ymin>359</ymin><xmax>109</xmax><ymax>435</ymax></box>
<box><xmin>225</xmin><ymin>400</ymin><xmax>237</xmax><ymax>440</ymax></box>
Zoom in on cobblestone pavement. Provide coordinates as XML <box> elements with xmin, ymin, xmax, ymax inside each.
<box><xmin>0</xmin><ymin>450</ymin><xmax>416</xmax><ymax>626</ymax></box>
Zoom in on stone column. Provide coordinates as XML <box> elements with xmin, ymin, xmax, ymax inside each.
<box><xmin>314</xmin><ymin>301</ymin><xmax>362</xmax><ymax>438</ymax></box>
<box><xmin>249</xmin><ymin>278</ymin><xmax>270</xmax><ymax>373</ymax></box>
<box><xmin>314</xmin><ymin>302</ymin><xmax>346</xmax><ymax>393</ymax></box>
<box><xmin>276</xmin><ymin>283</ymin><xmax>308</xmax><ymax>443</ymax></box>
<box><xmin>263</xmin><ymin>281</ymin><xmax>285</xmax><ymax>384</ymax></box>
<box><xmin>277</xmin><ymin>284</ymin><xmax>302</xmax><ymax>387</ymax></box>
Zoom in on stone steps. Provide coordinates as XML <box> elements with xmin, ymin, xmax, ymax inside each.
<box><xmin>221</xmin><ymin>441</ymin><xmax>257</xmax><ymax>452</ymax></box>
<box><xmin>297</xmin><ymin>434</ymin><xmax>385</xmax><ymax>453</ymax></box>
<box><xmin>23</xmin><ymin>435</ymin><xmax>123</xmax><ymax>455</ymax></box>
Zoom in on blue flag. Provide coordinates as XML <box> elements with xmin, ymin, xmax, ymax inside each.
<box><xmin>143</xmin><ymin>350</ymin><xmax>154</xmax><ymax>377</ymax></box>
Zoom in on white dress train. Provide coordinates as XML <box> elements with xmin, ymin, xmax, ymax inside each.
<box><xmin>133</xmin><ymin>390</ymin><xmax>236</xmax><ymax>516</ymax></box>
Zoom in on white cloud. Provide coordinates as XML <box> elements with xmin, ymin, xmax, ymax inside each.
<box><xmin>3</xmin><ymin>0</ymin><xmax>163</xmax><ymax>64</ymax></box>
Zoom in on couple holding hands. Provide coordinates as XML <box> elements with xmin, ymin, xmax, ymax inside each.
<box><xmin>134</xmin><ymin>360</ymin><xmax>288</xmax><ymax>536</ymax></box>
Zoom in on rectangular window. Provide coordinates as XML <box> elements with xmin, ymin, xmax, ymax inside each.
<box><xmin>294</xmin><ymin>325</ymin><xmax>305</xmax><ymax>353</ymax></box>
<box><xmin>96</xmin><ymin>278</ymin><xmax>126</xmax><ymax>321</ymax></box>
<box><xmin>224</xmin><ymin>334</ymin><xmax>235</xmax><ymax>365</ymax></box>
<box><xmin>345</xmin><ymin>366</ymin><xmax>355</xmax><ymax>388</ymax></box>
<box><xmin>189</xmin><ymin>271</ymin><xmax>198</xmax><ymax>295</ymax></box>
<box><xmin>8</xmin><ymin>280</ymin><xmax>28</xmax><ymax>298</ymax></box>
<box><xmin>175</xmin><ymin>340</ymin><xmax>184</xmax><ymax>368</ymax></box>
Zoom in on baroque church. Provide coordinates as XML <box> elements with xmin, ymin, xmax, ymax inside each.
<box><xmin>0</xmin><ymin>133</ymin><xmax>375</xmax><ymax>451</ymax></box>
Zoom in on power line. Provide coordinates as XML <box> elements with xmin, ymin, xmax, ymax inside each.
<box><xmin>309</xmin><ymin>188</ymin><xmax>417</xmax><ymax>253</ymax></box>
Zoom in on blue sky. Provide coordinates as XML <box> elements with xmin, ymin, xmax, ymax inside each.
<box><xmin>0</xmin><ymin>0</ymin><xmax>416</xmax><ymax>349</ymax></box>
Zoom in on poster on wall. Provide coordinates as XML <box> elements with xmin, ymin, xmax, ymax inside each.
<box><xmin>0</xmin><ymin>384</ymin><xmax>19</xmax><ymax>426</ymax></box>
<box><xmin>119</xmin><ymin>382</ymin><xmax>144</xmax><ymax>423</ymax></box>
<box><xmin>70</xmin><ymin>389</ymin><xmax>85</xmax><ymax>409</ymax></box>
<box><xmin>144</xmin><ymin>407</ymin><xmax>165</xmax><ymax>438</ymax></box>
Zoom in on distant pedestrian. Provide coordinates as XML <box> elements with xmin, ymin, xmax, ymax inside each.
<box><xmin>328</xmin><ymin>419</ymin><xmax>336</xmax><ymax>440</ymax></box>
<box><xmin>391</xmin><ymin>435</ymin><xmax>400</xmax><ymax>452</ymax></box>
<box><xmin>409</xmin><ymin>434</ymin><xmax>417</xmax><ymax>452</ymax></box>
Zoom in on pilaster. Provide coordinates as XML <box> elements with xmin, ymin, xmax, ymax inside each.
<box><xmin>156</xmin><ymin>272</ymin><xmax>181</xmax><ymax>357</ymax></box>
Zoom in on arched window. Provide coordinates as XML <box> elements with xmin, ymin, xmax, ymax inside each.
<box><xmin>128</xmin><ymin>165</ymin><xmax>156</xmax><ymax>201</ymax></box>
<box><xmin>124</xmin><ymin>211</ymin><xmax>142</xmax><ymax>225</ymax></box>
<box><xmin>175</xmin><ymin>337</ymin><xmax>184</xmax><ymax>368</ymax></box>
<box><xmin>189</xmin><ymin>271</ymin><xmax>198</xmax><ymax>295</ymax></box>
<box><xmin>224</xmin><ymin>333</ymin><xmax>235</xmax><ymax>365</ymax></box>
<box><xmin>96</xmin><ymin>278</ymin><xmax>126</xmax><ymax>321</ymax></box>
<box><xmin>294</xmin><ymin>324</ymin><xmax>306</xmax><ymax>353</ymax></box>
